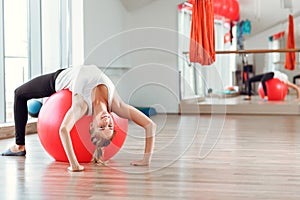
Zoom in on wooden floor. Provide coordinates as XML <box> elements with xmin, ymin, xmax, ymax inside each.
<box><xmin>1</xmin><ymin>114</ymin><xmax>300</xmax><ymax>199</ymax></box>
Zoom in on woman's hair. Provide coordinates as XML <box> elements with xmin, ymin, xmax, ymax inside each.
<box><xmin>89</xmin><ymin>126</ymin><xmax>116</xmax><ymax>163</ymax></box>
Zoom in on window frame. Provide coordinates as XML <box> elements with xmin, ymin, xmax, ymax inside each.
<box><xmin>0</xmin><ymin>0</ymin><xmax>6</xmax><ymax>122</ymax></box>
<box><xmin>0</xmin><ymin>0</ymin><xmax>72</xmax><ymax>123</ymax></box>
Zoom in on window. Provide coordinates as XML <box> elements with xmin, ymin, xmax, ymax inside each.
<box><xmin>0</xmin><ymin>0</ymin><xmax>72</xmax><ymax>123</ymax></box>
<box><xmin>3</xmin><ymin>0</ymin><xmax>29</xmax><ymax>122</ymax></box>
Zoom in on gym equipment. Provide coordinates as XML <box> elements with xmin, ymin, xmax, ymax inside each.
<box><xmin>258</xmin><ymin>78</ymin><xmax>288</xmax><ymax>101</ymax></box>
<box><xmin>27</xmin><ymin>99</ymin><xmax>43</xmax><ymax>118</ymax></box>
<box><xmin>37</xmin><ymin>89</ymin><xmax>127</xmax><ymax>162</ymax></box>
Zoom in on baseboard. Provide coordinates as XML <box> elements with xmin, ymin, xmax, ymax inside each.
<box><xmin>0</xmin><ymin>121</ymin><xmax>37</xmax><ymax>140</ymax></box>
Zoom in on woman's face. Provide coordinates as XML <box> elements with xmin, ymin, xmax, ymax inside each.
<box><xmin>92</xmin><ymin>112</ymin><xmax>115</xmax><ymax>140</ymax></box>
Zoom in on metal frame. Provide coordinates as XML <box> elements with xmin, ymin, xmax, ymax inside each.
<box><xmin>67</xmin><ymin>0</ymin><xmax>72</xmax><ymax>67</ymax></box>
<box><xmin>28</xmin><ymin>0</ymin><xmax>42</xmax><ymax>77</ymax></box>
<box><xmin>60</xmin><ymin>0</ymin><xmax>72</xmax><ymax>68</ymax></box>
<box><xmin>0</xmin><ymin>0</ymin><xmax>6</xmax><ymax>122</ymax></box>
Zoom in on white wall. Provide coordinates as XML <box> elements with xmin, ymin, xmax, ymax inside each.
<box><xmin>120</xmin><ymin>0</ymin><xmax>182</xmax><ymax>113</ymax></box>
<box><xmin>83</xmin><ymin>0</ymin><xmax>185</xmax><ymax>113</ymax></box>
<box><xmin>244</xmin><ymin>16</ymin><xmax>300</xmax><ymax>79</ymax></box>
<box><xmin>83</xmin><ymin>0</ymin><xmax>126</xmax><ymax>67</ymax></box>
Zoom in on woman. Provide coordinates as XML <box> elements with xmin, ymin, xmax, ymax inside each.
<box><xmin>1</xmin><ymin>65</ymin><xmax>156</xmax><ymax>172</ymax></box>
<box><xmin>244</xmin><ymin>70</ymin><xmax>300</xmax><ymax>101</ymax></box>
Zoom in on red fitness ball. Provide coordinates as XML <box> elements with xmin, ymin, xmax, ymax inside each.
<box><xmin>37</xmin><ymin>89</ymin><xmax>127</xmax><ymax>163</ymax></box>
<box><xmin>258</xmin><ymin>78</ymin><xmax>288</xmax><ymax>101</ymax></box>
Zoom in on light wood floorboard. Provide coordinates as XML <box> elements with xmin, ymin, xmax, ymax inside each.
<box><xmin>1</xmin><ymin>114</ymin><xmax>300</xmax><ymax>199</ymax></box>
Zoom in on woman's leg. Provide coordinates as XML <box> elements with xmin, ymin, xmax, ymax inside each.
<box><xmin>260</xmin><ymin>72</ymin><xmax>274</xmax><ymax>97</ymax></box>
<box><xmin>14</xmin><ymin>69</ymin><xmax>64</xmax><ymax>145</ymax></box>
<box><xmin>293</xmin><ymin>74</ymin><xmax>300</xmax><ymax>84</ymax></box>
<box><xmin>245</xmin><ymin>73</ymin><xmax>265</xmax><ymax>97</ymax></box>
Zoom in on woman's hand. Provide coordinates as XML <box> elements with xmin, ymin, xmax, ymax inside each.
<box><xmin>130</xmin><ymin>153</ymin><xmax>152</xmax><ymax>166</ymax></box>
<box><xmin>130</xmin><ymin>159</ymin><xmax>150</xmax><ymax>166</ymax></box>
<box><xmin>60</xmin><ymin>95</ymin><xmax>88</xmax><ymax>172</ymax></box>
<box><xmin>67</xmin><ymin>164</ymin><xmax>84</xmax><ymax>172</ymax></box>
<box><xmin>111</xmin><ymin>93</ymin><xmax>156</xmax><ymax>167</ymax></box>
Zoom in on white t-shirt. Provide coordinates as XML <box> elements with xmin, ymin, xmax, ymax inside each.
<box><xmin>55</xmin><ymin>65</ymin><xmax>115</xmax><ymax>115</ymax></box>
<box><xmin>273</xmin><ymin>70</ymin><xmax>288</xmax><ymax>83</ymax></box>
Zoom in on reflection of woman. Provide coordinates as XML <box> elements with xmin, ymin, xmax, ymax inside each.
<box><xmin>1</xmin><ymin>65</ymin><xmax>156</xmax><ymax>172</ymax></box>
<box><xmin>244</xmin><ymin>70</ymin><xmax>300</xmax><ymax>101</ymax></box>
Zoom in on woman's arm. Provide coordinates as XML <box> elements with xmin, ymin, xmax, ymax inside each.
<box><xmin>111</xmin><ymin>92</ymin><xmax>156</xmax><ymax>166</ymax></box>
<box><xmin>59</xmin><ymin>94</ymin><xmax>88</xmax><ymax>171</ymax></box>
<box><xmin>286</xmin><ymin>81</ymin><xmax>300</xmax><ymax>100</ymax></box>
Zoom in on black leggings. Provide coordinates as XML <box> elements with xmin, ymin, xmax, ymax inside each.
<box><xmin>246</xmin><ymin>72</ymin><xmax>274</xmax><ymax>97</ymax></box>
<box><xmin>293</xmin><ymin>74</ymin><xmax>300</xmax><ymax>84</ymax></box>
<box><xmin>14</xmin><ymin>69</ymin><xmax>64</xmax><ymax>145</ymax></box>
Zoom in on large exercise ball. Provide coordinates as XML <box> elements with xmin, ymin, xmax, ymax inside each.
<box><xmin>258</xmin><ymin>78</ymin><xmax>288</xmax><ymax>101</ymax></box>
<box><xmin>37</xmin><ymin>89</ymin><xmax>127</xmax><ymax>163</ymax></box>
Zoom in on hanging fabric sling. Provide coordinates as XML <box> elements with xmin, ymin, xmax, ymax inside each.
<box><xmin>285</xmin><ymin>14</ymin><xmax>296</xmax><ymax>70</ymax></box>
<box><xmin>189</xmin><ymin>0</ymin><xmax>216</xmax><ymax>66</ymax></box>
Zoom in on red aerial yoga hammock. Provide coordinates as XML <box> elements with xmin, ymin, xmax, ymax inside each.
<box><xmin>285</xmin><ymin>14</ymin><xmax>296</xmax><ymax>70</ymax></box>
<box><xmin>189</xmin><ymin>0</ymin><xmax>216</xmax><ymax>66</ymax></box>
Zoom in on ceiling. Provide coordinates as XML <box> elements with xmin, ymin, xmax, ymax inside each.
<box><xmin>120</xmin><ymin>0</ymin><xmax>300</xmax><ymax>37</ymax></box>
<box><xmin>238</xmin><ymin>0</ymin><xmax>300</xmax><ymax>36</ymax></box>
<box><xmin>120</xmin><ymin>0</ymin><xmax>155</xmax><ymax>11</ymax></box>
